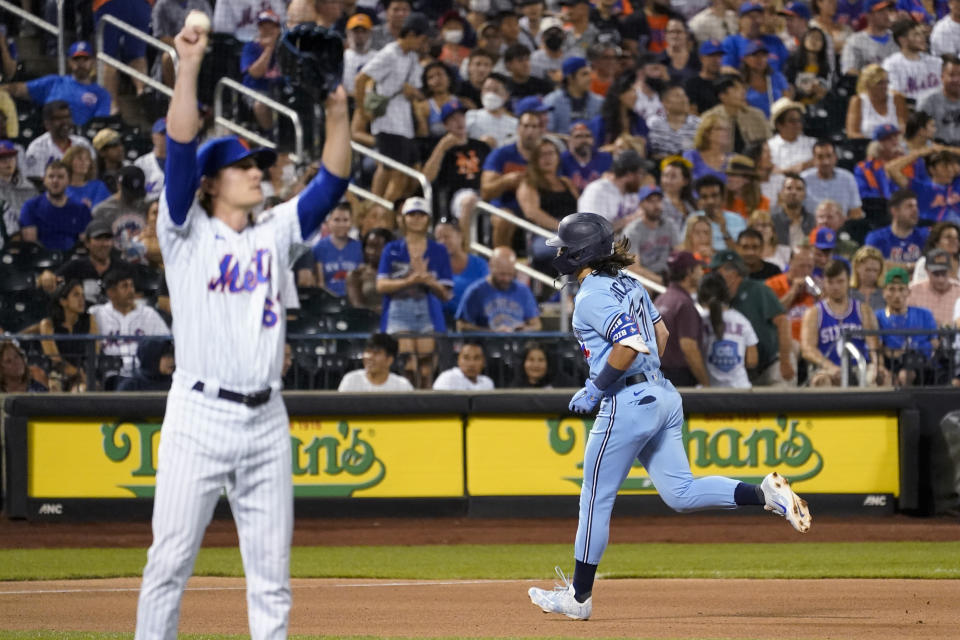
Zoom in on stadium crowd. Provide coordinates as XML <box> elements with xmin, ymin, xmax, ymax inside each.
<box><xmin>1</xmin><ymin>0</ymin><xmax>960</xmax><ymax>392</ymax></box>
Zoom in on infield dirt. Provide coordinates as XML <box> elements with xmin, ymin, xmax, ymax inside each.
<box><xmin>1</xmin><ymin>515</ymin><xmax>959</xmax><ymax>639</ymax></box>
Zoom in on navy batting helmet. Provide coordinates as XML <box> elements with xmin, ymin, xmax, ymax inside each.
<box><xmin>546</xmin><ymin>212</ymin><xmax>615</xmax><ymax>275</ymax></box>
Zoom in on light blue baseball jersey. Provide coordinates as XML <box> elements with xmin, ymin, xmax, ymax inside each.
<box><xmin>572</xmin><ymin>270</ymin><xmax>662</xmax><ymax>379</ymax></box>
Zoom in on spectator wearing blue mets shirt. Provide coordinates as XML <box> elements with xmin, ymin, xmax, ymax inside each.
<box><xmin>886</xmin><ymin>145</ymin><xmax>960</xmax><ymax>224</ymax></box>
<box><xmin>0</xmin><ymin>41</ymin><xmax>110</xmax><ymax>127</ymax></box>
<box><xmin>241</xmin><ymin>10</ymin><xmax>286</xmax><ymax>132</ymax></box>
<box><xmin>312</xmin><ymin>202</ymin><xmax>362</xmax><ymax>297</ymax></box>
<box><xmin>721</xmin><ymin>3</ymin><xmax>789</xmax><ymax>73</ymax></box>
<box><xmin>864</xmin><ymin>188</ymin><xmax>930</xmax><ymax>273</ymax></box>
<box><xmin>560</xmin><ymin>122</ymin><xmax>611</xmax><ymax>192</ymax></box>
<box><xmin>855</xmin><ymin>124</ymin><xmax>902</xmax><ymax>200</ymax></box>
<box><xmin>456</xmin><ymin>246</ymin><xmax>541</xmax><ymax>332</ymax></box>
<box><xmin>19</xmin><ymin>160</ymin><xmax>91</xmax><ymax>251</ymax></box>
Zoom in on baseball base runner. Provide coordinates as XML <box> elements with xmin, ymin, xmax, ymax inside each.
<box><xmin>527</xmin><ymin>213</ymin><xmax>812</xmax><ymax>621</ymax></box>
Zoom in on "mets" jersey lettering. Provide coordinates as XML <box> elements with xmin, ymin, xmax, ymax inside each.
<box><xmin>208</xmin><ymin>249</ymin><xmax>272</xmax><ymax>293</ymax></box>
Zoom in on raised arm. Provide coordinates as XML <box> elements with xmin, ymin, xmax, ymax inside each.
<box><xmin>885</xmin><ymin>146</ymin><xmax>934</xmax><ymax>188</ymax></box>
<box><xmin>167</xmin><ymin>18</ymin><xmax>206</xmax><ymax>144</ymax></box>
<box><xmin>163</xmin><ymin>16</ymin><xmax>207</xmax><ymax>224</ymax></box>
<box><xmin>296</xmin><ymin>86</ymin><xmax>351</xmax><ymax>239</ymax></box>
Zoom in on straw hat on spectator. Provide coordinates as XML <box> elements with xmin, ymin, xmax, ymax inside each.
<box><xmin>769</xmin><ymin>97</ymin><xmax>805</xmax><ymax>128</ymax></box>
<box><xmin>92</xmin><ymin>128</ymin><xmax>122</xmax><ymax>152</ymax></box>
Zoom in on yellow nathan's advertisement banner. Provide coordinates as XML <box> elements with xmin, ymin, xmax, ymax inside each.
<box><xmin>28</xmin><ymin>416</ymin><xmax>463</xmax><ymax>498</ymax></box>
<box><xmin>467</xmin><ymin>412</ymin><xmax>900</xmax><ymax>496</ymax></box>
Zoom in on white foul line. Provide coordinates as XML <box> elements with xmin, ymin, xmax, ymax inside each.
<box><xmin>0</xmin><ymin>578</ymin><xmax>533</xmax><ymax>596</ymax></box>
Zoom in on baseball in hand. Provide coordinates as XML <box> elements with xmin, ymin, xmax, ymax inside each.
<box><xmin>184</xmin><ymin>10</ymin><xmax>211</xmax><ymax>34</ymax></box>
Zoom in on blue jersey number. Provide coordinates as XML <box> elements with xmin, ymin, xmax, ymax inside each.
<box><xmin>263</xmin><ymin>297</ymin><xmax>279</xmax><ymax>327</ymax></box>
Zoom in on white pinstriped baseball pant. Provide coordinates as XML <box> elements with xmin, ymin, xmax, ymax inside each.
<box><xmin>135</xmin><ymin>384</ymin><xmax>293</xmax><ymax>640</ymax></box>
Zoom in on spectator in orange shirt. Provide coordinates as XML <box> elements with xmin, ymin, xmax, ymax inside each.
<box><xmin>588</xmin><ymin>41</ymin><xmax>620</xmax><ymax>96</ymax></box>
<box><xmin>725</xmin><ymin>155</ymin><xmax>770</xmax><ymax>217</ymax></box>
<box><xmin>766</xmin><ymin>244</ymin><xmax>818</xmax><ymax>343</ymax></box>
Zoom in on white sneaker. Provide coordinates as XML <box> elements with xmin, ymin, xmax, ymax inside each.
<box><xmin>761</xmin><ymin>471</ymin><xmax>812</xmax><ymax>533</ymax></box>
<box><xmin>528</xmin><ymin>567</ymin><xmax>592</xmax><ymax>620</ymax></box>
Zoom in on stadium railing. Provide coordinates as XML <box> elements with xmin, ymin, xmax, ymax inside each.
<box><xmin>94</xmin><ymin>14</ymin><xmax>176</xmax><ymax>99</ymax></box>
<box><xmin>0</xmin><ymin>0</ymin><xmax>64</xmax><ymax>75</ymax></box>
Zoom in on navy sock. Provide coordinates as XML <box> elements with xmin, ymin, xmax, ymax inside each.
<box><xmin>572</xmin><ymin>560</ymin><xmax>597</xmax><ymax>602</ymax></box>
<box><xmin>734</xmin><ymin>482</ymin><xmax>764</xmax><ymax>506</ymax></box>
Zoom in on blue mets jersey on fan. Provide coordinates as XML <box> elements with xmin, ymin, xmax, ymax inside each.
<box><xmin>816</xmin><ymin>299</ymin><xmax>869</xmax><ymax>366</ymax></box>
<box><xmin>572</xmin><ymin>270</ymin><xmax>661</xmax><ymax>380</ymax></box>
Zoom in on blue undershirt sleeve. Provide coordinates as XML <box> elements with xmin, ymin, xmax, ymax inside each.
<box><xmin>164</xmin><ymin>136</ymin><xmax>199</xmax><ymax>226</ymax></box>
<box><xmin>297</xmin><ymin>165</ymin><xmax>350</xmax><ymax>241</ymax></box>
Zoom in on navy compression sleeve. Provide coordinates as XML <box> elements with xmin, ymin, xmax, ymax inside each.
<box><xmin>164</xmin><ymin>136</ymin><xmax>200</xmax><ymax>225</ymax></box>
<box><xmin>297</xmin><ymin>165</ymin><xmax>350</xmax><ymax>240</ymax></box>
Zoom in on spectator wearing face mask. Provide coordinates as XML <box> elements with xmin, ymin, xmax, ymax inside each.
<box><xmin>465</xmin><ymin>74</ymin><xmax>518</xmax><ymax>148</ymax></box>
<box><xmin>437</xmin><ymin>11</ymin><xmax>471</xmax><ymax>69</ymax></box>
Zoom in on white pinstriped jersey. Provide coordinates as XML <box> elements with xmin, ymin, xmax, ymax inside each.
<box><xmin>89</xmin><ymin>301</ymin><xmax>170</xmax><ymax>376</ymax></box>
<box><xmin>882</xmin><ymin>52</ymin><xmax>942</xmax><ymax>102</ymax></box>
<box><xmin>157</xmin><ymin>193</ymin><xmax>301</xmax><ymax>392</ymax></box>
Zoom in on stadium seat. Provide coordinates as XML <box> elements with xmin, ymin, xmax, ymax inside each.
<box><xmin>837</xmin><ymin>138</ymin><xmax>871</xmax><ymax>171</ymax></box>
<box><xmin>198</xmin><ymin>33</ymin><xmax>243</xmax><ymax>108</ymax></box>
<box><xmin>83</xmin><ymin>114</ymin><xmax>123</xmax><ymax>141</ymax></box>
<box><xmin>298</xmin><ymin>287</ymin><xmax>348</xmax><ymax>316</ymax></box>
<box><xmin>861</xmin><ymin>197</ymin><xmax>890</xmax><ymax>227</ymax></box>
<box><xmin>802</xmin><ymin>104</ymin><xmax>832</xmax><ymax>140</ymax></box>
<box><xmin>319</xmin><ymin>354</ymin><xmax>349</xmax><ymax>389</ymax></box>
<box><xmin>134</xmin><ymin>264</ymin><xmax>163</xmax><ymax>297</ymax></box>
<box><xmin>122</xmin><ymin>131</ymin><xmax>154</xmax><ymax>161</ymax></box>
<box><xmin>335</xmin><ymin>307</ymin><xmax>380</xmax><ymax>333</ymax></box>
<box><xmin>0</xmin><ymin>267</ymin><xmax>35</xmax><ymax>292</ymax></box>
<box><xmin>0</xmin><ymin>292</ymin><xmax>48</xmax><ymax>332</ymax></box>
<box><xmin>287</xmin><ymin>314</ymin><xmax>337</xmax><ymax>335</ymax></box>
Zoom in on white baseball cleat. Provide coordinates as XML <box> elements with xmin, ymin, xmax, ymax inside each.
<box><xmin>528</xmin><ymin>567</ymin><xmax>592</xmax><ymax>620</ymax></box>
<box><xmin>761</xmin><ymin>471</ymin><xmax>812</xmax><ymax>533</ymax></box>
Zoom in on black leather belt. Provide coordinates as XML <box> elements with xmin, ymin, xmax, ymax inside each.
<box><xmin>192</xmin><ymin>381</ymin><xmax>272</xmax><ymax>407</ymax></box>
<box><xmin>625</xmin><ymin>373</ymin><xmax>649</xmax><ymax>386</ymax></box>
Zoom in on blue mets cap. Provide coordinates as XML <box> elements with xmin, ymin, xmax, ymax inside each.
<box><xmin>872</xmin><ymin>123</ymin><xmax>900</xmax><ymax>141</ymax></box>
<box><xmin>196</xmin><ymin>136</ymin><xmax>276</xmax><ymax>179</ymax></box>
<box><xmin>69</xmin><ymin>41</ymin><xmax>92</xmax><ymax>58</ymax></box>
<box><xmin>637</xmin><ymin>185</ymin><xmax>662</xmax><ymax>201</ymax></box>
<box><xmin>514</xmin><ymin>95</ymin><xmax>553</xmax><ymax>117</ymax></box>
<box><xmin>0</xmin><ymin>140</ymin><xmax>16</xmax><ymax>157</ymax></box>
<box><xmin>699</xmin><ymin>40</ymin><xmax>724</xmax><ymax>56</ymax></box>
<box><xmin>812</xmin><ymin>226</ymin><xmax>837</xmax><ymax>250</ymax></box>
<box><xmin>562</xmin><ymin>56</ymin><xmax>588</xmax><ymax>78</ymax></box>
<box><xmin>440</xmin><ymin>100</ymin><xmax>468</xmax><ymax>122</ymax></box>
<box><xmin>866</xmin><ymin>0</ymin><xmax>894</xmax><ymax>11</ymax></box>
<box><xmin>739</xmin><ymin>2</ymin><xmax>763</xmax><ymax>14</ymax></box>
<box><xmin>744</xmin><ymin>40</ymin><xmax>769</xmax><ymax>56</ymax></box>
<box><xmin>152</xmin><ymin>118</ymin><xmax>166</xmax><ymax>135</ymax></box>
<box><xmin>780</xmin><ymin>1</ymin><xmax>812</xmax><ymax>19</ymax></box>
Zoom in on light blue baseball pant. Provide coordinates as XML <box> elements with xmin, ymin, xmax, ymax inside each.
<box><xmin>575</xmin><ymin>377</ymin><xmax>740</xmax><ymax>565</ymax></box>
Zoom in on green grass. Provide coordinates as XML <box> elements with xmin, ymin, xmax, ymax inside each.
<box><xmin>1</xmin><ymin>541</ymin><xmax>959</xmax><ymax>582</ymax></box>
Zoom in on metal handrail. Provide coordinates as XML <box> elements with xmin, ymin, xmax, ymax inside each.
<box><xmin>214</xmin><ymin>77</ymin><xmax>305</xmax><ymax>163</ymax></box>
<box><xmin>350</xmin><ymin>141</ymin><xmax>432</xmax><ymax>204</ymax></box>
<box><xmin>472</xmin><ymin>200</ymin><xmax>666</xmax><ymax>295</ymax></box>
<box><xmin>469</xmin><ymin>242</ymin><xmax>557</xmax><ymax>289</ymax></box>
<box><xmin>348</xmin><ymin>183</ymin><xmax>392</xmax><ymax>210</ymax></box>
<box><xmin>95</xmin><ymin>14</ymin><xmax>176</xmax><ymax>98</ymax></box>
<box><xmin>838</xmin><ymin>336</ymin><xmax>867</xmax><ymax>388</ymax></box>
<box><xmin>0</xmin><ymin>0</ymin><xmax>64</xmax><ymax>75</ymax></box>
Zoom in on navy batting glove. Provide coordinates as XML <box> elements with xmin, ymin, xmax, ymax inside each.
<box><xmin>569</xmin><ymin>379</ymin><xmax>602</xmax><ymax>414</ymax></box>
